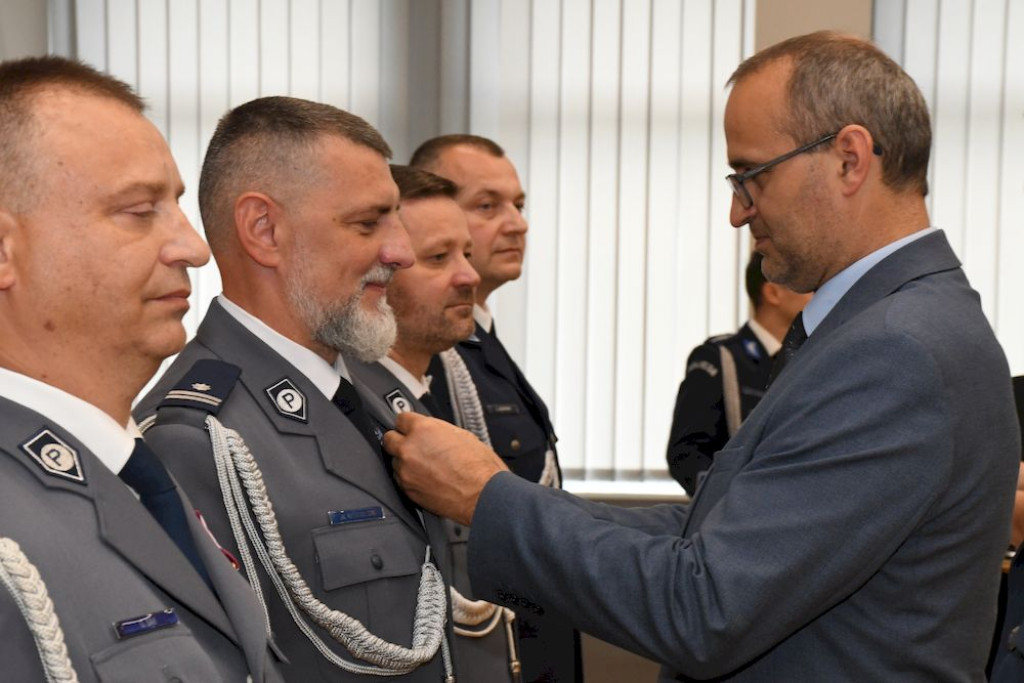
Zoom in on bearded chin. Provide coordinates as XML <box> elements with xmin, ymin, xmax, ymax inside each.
<box><xmin>288</xmin><ymin>275</ymin><xmax>398</xmax><ymax>362</ymax></box>
<box><xmin>313</xmin><ymin>293</ymin><xmax>397</xmax><ymax>362</ymax></box>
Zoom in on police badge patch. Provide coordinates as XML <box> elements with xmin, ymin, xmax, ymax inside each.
<box><xmin>385</xmin><ymin>388</ymin><xmax>413</xmax><ymax>415</ymax></box>
<box><xmin>21</xmin><ymin>428</ymin><xmax>85</xmax><ymax>484</ymax></box>
<box><xmin>265</xmin><ymin>378</ymin><xmax>308</xmax><ymax>422</ymax></box>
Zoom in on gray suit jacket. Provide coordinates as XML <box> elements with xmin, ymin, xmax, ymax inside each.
<box><xmin>135</xmin><ymin>300</ymin><xmax>451</xmax><ymax>682</ymax></box>
<box><xmin>0</xmin><ymin>397</ymin><xmax>281</xmax><ymax>682</ymax></box>
<box><xmin>349</xmin><ymin>358</ymin><xmax>517</xmax><ymax>683</ymax></box>
<box><xmin>466</xmin><ymin>231</ymin><xmax>1019</xmax><ymax>681</ymax></box>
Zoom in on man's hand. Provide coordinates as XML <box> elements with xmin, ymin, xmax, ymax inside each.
<box><xmin>384</xmin><ymin>412</ymin><xmax>509</xmax><ymax>525</ymax></box>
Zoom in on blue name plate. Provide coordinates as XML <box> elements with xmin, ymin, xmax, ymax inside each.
<box><xmin>328</xmin><ymin>506</ymin><xmax>384</xmax><ymax>526</ymax></box>
<box><xmin>114</xmin><ymin>608</ymin><xmax>179</xmax><ymax>639</ymax></box>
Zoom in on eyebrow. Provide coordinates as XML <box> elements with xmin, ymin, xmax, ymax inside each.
<box><xmin>105</xmin><ymin>181</ymin><xmax>183</xmax><ymax>203</ymax></box>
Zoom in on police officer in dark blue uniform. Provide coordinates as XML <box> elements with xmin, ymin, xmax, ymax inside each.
<box><xmin>666</xmin><ymin>253</ymin><xmax>811</xmax><ymax>495</ymax></box>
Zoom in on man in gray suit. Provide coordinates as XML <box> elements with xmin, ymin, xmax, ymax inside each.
<box><xmin>383</xmin><ymin>31</ymin><xmax>1020</xmax><ymax>681</ymax></box>
<box><xmin>0</xmin><ymin>57</ymin><xmax>281</xmax><ymax>681</ymax></box>
<box><xmin>349</xmin><ymin>165</ymin><xmax>522</xmax><ymax>682</ymax></box>
<box><xmin>136</xmin><ymin>97</ymin><xmax>456</xmax><ymax>681</ymax></box>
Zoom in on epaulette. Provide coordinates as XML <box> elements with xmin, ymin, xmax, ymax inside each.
<box><xmin>158</xmin><ymin>359</ymin><xmax>241</xmax><ymax>415</ymax></box>
<box><xmin>705</xmin><ymin>333</ymin><xmax>731</xmax><ymax>345</ymax></box>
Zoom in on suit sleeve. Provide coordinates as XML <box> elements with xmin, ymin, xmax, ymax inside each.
<box><xmin>469</xmin><ymin>328</ymin><xmax>954</xmax><ymax>678</ymax></box>
<box><xmin>666</xmin><ymin>342</ymin><xmax>728</xmax><ymax>495</ymax></box>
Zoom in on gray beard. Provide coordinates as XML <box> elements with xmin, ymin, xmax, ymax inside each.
<box><xmin>288</xmin><ymin>263</ymin><xmax>398</xmax><ymax>362</ymax></box>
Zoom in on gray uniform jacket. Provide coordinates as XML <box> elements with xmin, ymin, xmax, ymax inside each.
<box><xmin>465</xmin><ymin>230</ymin><xmax>1020</xmax><ymax>681</ymax></box>
<box><xmin>0</xmin><ymin>397</ymin><xmax>282</xmax><ymax>682</ymax></box>
<box><xmin>349</xmin><ymin>357</ymin><xmax>518</xmax><ymax>683</ymax></box>
<box><xmin>135</xmin><ymin>300</ymin><xmax>452</xmax><ymax>682</ymax></box>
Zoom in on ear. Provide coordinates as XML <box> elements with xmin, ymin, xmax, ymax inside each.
<box><xmin>234</xmin><ymin>192</ymin><xmax>282</xmax><ymax>268</ymax></box>
<box><xmin>760</xmin><ymin>281</ymin><xmax>782</xmax><ymax>307</ymax></box>
<box><xmin>0</xmin><ymin>210</ymin><xmax>18</xmax><ymax>290</ymax></box>
<box><xmin>833</xmin><ymin>124</ymin><xmax>876</xmax><ymax>196</ymax></box>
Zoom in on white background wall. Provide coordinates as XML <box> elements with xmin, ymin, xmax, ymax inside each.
<box><xmin>13</xmin><ymin>0</ymin><xmax>1023</xmax><ymax>493</ymax></box>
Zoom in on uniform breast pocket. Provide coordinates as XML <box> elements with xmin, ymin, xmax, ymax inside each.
<box><xmin>313</xmin><ymin>517</ymin><xmax>427</xmax><ymax>641</ymax></box>
<box><xmin>90</xmin><ymin>628</ymin><xmax>224</xmax><ymax>682</ymax></box>
<box><xmin>486</xmin><ymin>405</ymin><xmax>547</xmax><ymax>469</ymax></box>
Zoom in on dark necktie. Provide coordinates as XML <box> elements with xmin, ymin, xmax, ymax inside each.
<box><xmin>418</xmin><ymin>391</ymin><xmax>441</xmax><ymax>418</ymax></box>
<box><xmin>767</xmin><ymin>312</ymin><xmax>808</xmax><ymax>388</ymax></box>
<box><xmin>332</xmin><ymin>378</ymin><xmax>381</xmax><ymax>451</ymax></box>
<box><xmin>120</xmin><ymin>439</ymin><xmax>213</xmax><ymax>588</ymax></box>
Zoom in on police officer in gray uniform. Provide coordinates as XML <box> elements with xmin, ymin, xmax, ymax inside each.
<box><xmin>0</xmin><ymin>56</ymin><xmax>281</xmax><ymax>682</ymax></box>
<box><xmin>350</xmin><ymin>165</ymin><xmax>521</xmax><ymax>682</ymax></box>
<box><xmin>666</xmin><ymin>253</ymin><xmax>811</xmax><ymax>495</ymax></box>
<box><xmin>411</xmin><ymin>136</ymin><xmax>580</xmax><ymax>683</ymax></box>
<box><xmin>135</xmin><ymin>97</ymin><xmax>455</xmax><ymax>682</ymax></box>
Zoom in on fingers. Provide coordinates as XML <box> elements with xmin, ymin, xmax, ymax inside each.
<box><xmin>393</xmin><ymin>410</ymin><xmax>426</xmax><ymax>434</ymax></box>
<box><xmin>381</xmin><ymin>427</ymin><xmax>404</xmax><ymax>456</ymax></box>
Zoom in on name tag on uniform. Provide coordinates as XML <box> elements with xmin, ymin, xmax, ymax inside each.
<box><xmin>114</xmin><ymin>608</ymin><xmax>179</xmax><ymax>639</ymax></box>
<box><xmin>485</xmin><ymin>403</ymin><xmax>520</xmax><ymax>415</ymax></box>
<box><xmin>327</xmin><ymin>506</ymin><xmax>385</xmax><ymax>526</ymax></box>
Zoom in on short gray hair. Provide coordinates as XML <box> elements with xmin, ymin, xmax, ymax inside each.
<box><xmin>729</xmin><ymin>31</ymin><xmax>931</xmax><ymax>196</ymax></box>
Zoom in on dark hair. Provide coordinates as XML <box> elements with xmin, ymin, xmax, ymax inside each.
<box><xmin>409</xmin><ymin>133</ymin><xmax>505</xmax><ymax>170</ymax></box>
<box><xmin>745</xmin><ymin>252</ymin><xmax>768</xmax><ymax>308</ymax></box>
<box><xmin>198</xmin><ymin>96</ymin><xmax>391</xmax><ymax>248</ymax></box>
<box><xmin>0</xmin><ymin>56</ymin><xmax>144</xmax><ymax>212</ymax></box>
<box><xmin>390</xmin><ymin>165</ymin><xmax>457</xmax><ymax>201</ymax></box>
<box><xmin>729</xmin><ymin>31</ymin><xmax>931</xmax><ymax>196</ymax></box>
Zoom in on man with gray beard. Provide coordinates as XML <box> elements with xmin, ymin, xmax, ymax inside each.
<box><xmin>135</xmin><ymin>96</ymin><xmax>458</xmax><ymax>682</ymax></box>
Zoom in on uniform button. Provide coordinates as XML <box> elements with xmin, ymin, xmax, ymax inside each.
<box><xmin>371</xmin><ymin>553</ymin><xmax>384</xmax><ymax>570</ymax></box>
<box><xmin>510</xmin><ymin>438</ymin><xmax>521</xmax><ymax>452</ymax></box>
<box><xmin>1010</xmin><ymin>625</ymin><xmax>1021</xmax><ymax>651</ymax></box>
<box><xmin>453</xmin><ymin>525</ymin><xmax>463</xmax><ymax>537</ymax></box>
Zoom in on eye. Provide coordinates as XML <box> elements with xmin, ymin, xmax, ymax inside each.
<box><xmin>514</xmin><ymin>202</ymin><xmax>525</xmax><ymax>214</ymax></box>
<box><xmin>475</xmin><ymin>202</ymin><xmax>495</xmax><ymax>213</ymax></box>
<box><xmin>124</xmin><ymin>202</ymin><xmax>157</xmax><ymax>219</ymax></box>
<box><xmin>428</xmin><ymin>252</ymin><xmax>448</xmax><ymax>263</ymax></box>
<box><xmin>358</xmin><ymin>219</ymin><xmax>380</xmax><ymax>232</ymax></box>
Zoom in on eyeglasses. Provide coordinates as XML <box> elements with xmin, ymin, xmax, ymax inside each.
<box><xmin>726</xmin><ymin>132</ymin><xmax>838</xmax><ymax>209</ymax></box>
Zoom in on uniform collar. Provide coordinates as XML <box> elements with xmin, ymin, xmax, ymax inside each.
<box><xmin>473</xmin><ymin>303</ymin><xmax>494</xmax><ymax>333</ymax></box>
<box><xmin>0</xmin><ymin>366</ymin><xmax>137</xmax><ymax>475</ymax></box>
<box><xmin>378</xmin><ymin>356</ymin><xmax>431</xmax><ymax>399</ymax></box>
<box><xmin>747</xmin><ymin>318</ymin><xmax>782</xmax><ymax>356</ymax></box>
<box><xmin>217</xmin><ymin>294</ymin><xmax>350</xmax><ymax>399</ymax></box>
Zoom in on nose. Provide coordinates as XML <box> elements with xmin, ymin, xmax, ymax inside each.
<box><xmin>453</xmin><ymin>253</ymin><xmax>481</xmax><ymax>288</ymax></box>
<box><xmin>165</xmin><ymin>207</ymin><xmax>211</xmax><ymax>268</ymax></box>
<box><xmin>378</xmin><ymin>213</ymin><xmax>414</xmax><ymax>270</ymax></box>
<box><xmin>729</xmin><ymin>193</ymin><xmax>756</xmax><ymax>228</ymax></box>
<box><xmin>503</xmin><ymin>205</ymin><xmax>528</xmax><ymax>235</ymax></box>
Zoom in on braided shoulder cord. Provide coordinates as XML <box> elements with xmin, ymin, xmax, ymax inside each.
<box><xmin>0</xmin><ymin>538</ymin><xmax>78</xmax><ymax>683</ymax></box>
<box><xmin>205</xmin><ymin>416</ymin><xmax>453</xmax><ymax>679</ymax></box>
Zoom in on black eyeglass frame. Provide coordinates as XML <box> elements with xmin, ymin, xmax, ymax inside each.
<box><xmin>726</xmin><ymin>131</ymin><xmax>839</xmax><ymax>209</ymax></box>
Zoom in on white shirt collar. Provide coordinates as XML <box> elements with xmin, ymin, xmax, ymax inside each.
<box><xmin>0</xmin><ymin>367</ymin><xmax>138</xmax><ymax>475</ymax></box>
<box><xmin>747</xmin><ymin>318</ymin><xmax>782</xmax><ymax>356</ymax></box>
<box><xmin>217</xmin><ymin>294</ymin><xmax>349</xmax><ymax>399</ymax></box>
<box><xmin>473</xmin><ymin>304</ymin><xmax>494</xmax><ymax>333</ymax></box>
<box><xmin>378</xmin><ymin>356</ymin><xmax>432</xmax><ymax>399</ymax></box>
<box><xmin>802</xmin><ymin>227</ymin><xmax>938</xmax><ymax>336</ymax></box>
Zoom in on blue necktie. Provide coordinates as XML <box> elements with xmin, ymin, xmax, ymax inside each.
<box><xmin>120</xmin><ymin>439</ymin><xmax>213</xmax><ymax>589</ymax></box>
